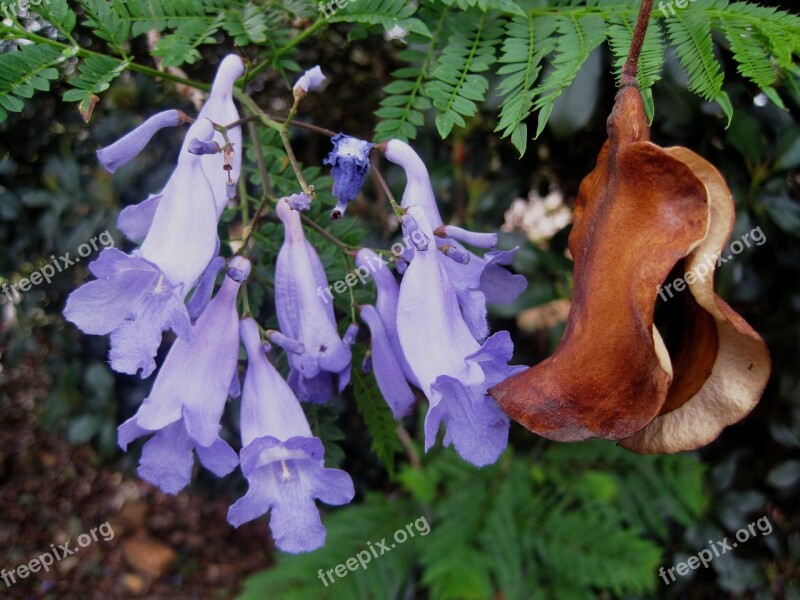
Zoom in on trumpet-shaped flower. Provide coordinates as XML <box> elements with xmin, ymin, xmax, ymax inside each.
<box><xmin>115</xmin><ymin>55</ymin><xmax>244</xmax><ymax>240</ymax></box>
<box><xmin>384</xmin><ymin>139</ymin><xmax>527</xmax><ymax>341</ymax></box>
<box><xmin>65</xmin><ymin>119</ymin><xmax>221</xmax><ymax>377</ymax></box>
<box><xmin>323</xmin><ymin>134</ymin><xmax>374</xmax><ymax>219</ymax></box>
<box><xmin>117</xmin><ymin>257</ymin><xmax>250</xmax><ymax>494</ymax></box>
<box><xmin>275</xmin><ymin>198</ymin><xmax>351</xmax><ymax>403</ymax></box>
<box><xmin>227</xmin><ymin>318</ymin><xmax>354</xmax><ymax>553</ymax></box>
<box><xmin>397</xmin><ymin>207</ymin><xmax>525</xmax><ymax>466</ymax></box>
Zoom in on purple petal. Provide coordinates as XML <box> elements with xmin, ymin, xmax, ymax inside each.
<box><xmin>188</xmin><ymin>137</ymin><xmax>220</xmax><ymax>155</ymax></box>
<box><xmin>186</xmin><ymin>256</ymin><xmax>226</xmax><ymax>322</ymax></box>
<box><xmin>384</xmin><ymin>139</ymin><xmax>443</xmax><ymax>228</ymax></box>
<box><xmin>360</xmin><ymin>305</ymin><xmax>415</xmax><ymax>419</ymax></box>
<box><xmin>228</xmin><ymin>435</ymin><xmax>354</xmax><ymax>554</ymax></box>
<box><xmin>240</xmin><ymin>318</ymin><xmax>313</xmax><ymax>446</ymax></box>
<box><xmin>323</xmin><ymin>134</ymin><xmax>373</xmax><ymax>206</ymax></box>
<box><xmin>193</xmin><ymin>55</ymin><xmax>244</xmax><ymax>217</ymax></box>
<box><xmin>137</xmin><ymin>420</ymin><xmax>195</xmax><ymax>494</ymax></box>
<box><xmin>401</xmin><ymin>214</ymin><xmax>430</xmax><ymax>251</ymax></box>
<box><xmin>195</xmin><ymin>437</ymin><xmax>239</xmax><ymax>477</ymax></box>
<box><xmin>117</xmin><ymin>193</ymin><xmax>162</xmax><ymax>242</ymax></box>
<box><xmin>397</xmin><ymin>207</ymin><xmax>483</xmax><ymax>395</ymax></box>
<box><xmin>275</xmin><ymin>199</ymin><xmax>351</xmax><ymax>402</ymax></box>
<box><xmin>439</xmin><ymin>225</ymin><xmax>497</xmax><ymax>249</ymax></box>
<box><xmin>140</xmin><ymin>120</ymin><xmax>219</xmax><ymax>289</ymax></box>
<box><xmin>427</xmin><ymin>375</ymin><xmax>509</xmax><ymax>467</ymax></box>
<box><xmin>293</xmin><ymin>65</ymin><xmax>326</xmax><ymax>93</ymax></box>
<box><xmin>480</xmin><ymin>248</ymin><xmax>528</xmax><ymax>305</ymax></box>
<box><xmin>288</xmin><ymin>192</ymin><xmax>312</xmax><ymax>212</ymax></box>
<box><xmin>96</xmin><ymin>109</ymin><xmax>185</xmax><ymax>173</ymax></box>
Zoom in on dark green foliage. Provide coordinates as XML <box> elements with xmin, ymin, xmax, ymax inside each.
<box><xmin>236</xmin><ymin>443</ymin><xmax>706</xmax><ymax>599</ymax></box>
<box><xmin>0</xmin><ymin>43</ymin><xmax>62</xmax><ymax>121</ymax></box>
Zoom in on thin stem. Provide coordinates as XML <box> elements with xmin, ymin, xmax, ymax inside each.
<box><xmin>247</xmin><ymin>120</ymin><xmax>274</xmax><ymax>198</ymax></box>
<box><xmin>300</xmin><ymin>213</ymin><xmax>355</xmax><ymax>254</ymax></box>
<box><xmin>1</xmin><ymin>25</ymin><xmax>209</xmax><ymax>91</ymax></box>
<box><xmin>395</xmin><ymin>425</ymin><xmax>422</xmax><ymax>470</ymax></box>
<box><xmin>370</xmin><ymin>158</ymin><xmax>403</xmax><ymax>219</ymax></box>
<box><xmin>239</xmin><ymin>194</ymin><xmax>272</xmax><ymax>254</ymax></box>
<box><xmin>622</xmin><ymin>0</ymin><xmax>654</xmax><ymax>86</ymax></box>
<box><xmin>247</xmin><ymin>19</ymin><xmax>327</xmax><ymax>80</ymax></box>
<box><xmin>225</xmin><ymin>113</ymin><xmax>337</xmax><ymax>138</ymax></box>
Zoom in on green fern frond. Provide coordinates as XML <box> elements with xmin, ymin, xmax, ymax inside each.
<box><xmin>426</xmin><ymin>10</ymin><xmax>504</xmax><ymax>138</ymax></box>
<box><xmin>495</xmin><ymin>15</ymin><xmax>556</xmax><ymax>155</ymax></box>
<box><xmin>121</xmin><ymin>0</ymin><xmax>226</xmax><ymax>37</ymax></box>
<box><xmin>607</xmin><ymin>15</ymin><xmax>665</xmax><ymax>120</ymax></box>
<box><xmin>76</xmin><ymin>0</ymin><xmax>130</xmax><ymax>53</ymax></box>
<box><xmin>223</xmin><ymin>2</ymin><xmax>269</xmax><ymax>45</ymax></box>
<box><xmin>439</xmin><ymin>0</ymin><xmax>525</xmax><ymax>17</ymax></box>
<box><xmin>0</xmin><ymin>44</ymin><xmax>63</xmax><ymax>123</ymax></box>
<box><xmin>151</xmin><ymin>14</ymin><xmax>225</xmax><ymax>67</ymax></box>
<box><xmin>532</xmin><ymin>13</ymin><xmax>606</xmax><ymax>138</ymax></box>
<box><xmin>351</xmin><ymin>347</ymin><xmax>403</xmax><ymax>474</ymax></box>
<box><xmin>30</xmin><ymin>0</ymin><xmax>76</xmax><ymax>35</ymax></box>
<box><xmin>328</xmin><ymin>0</ymin><xmax>432</xmax><ymax>38</ymax></box>
<box><xmin>666</xmin><ymin>3</ymin><xmax>733</xmax><ymax>123</ymax></box>
<box><xmin>62</xmin><ymin>55</ymin><xmax>130</xmax><ymax>121</ymax></box>
<box><xmin>374</xmin><ymin>5</ymin><xmax>451</xmax><ymax>142</ymax></box>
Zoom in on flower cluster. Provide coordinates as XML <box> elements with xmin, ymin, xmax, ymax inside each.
<box><xmin>64</xmin><ymin>59</ymin><xmax>528</xmax><ymax>553</ymax></box>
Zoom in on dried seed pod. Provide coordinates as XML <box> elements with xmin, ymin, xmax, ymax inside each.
<box><xmin>620</xmin><ymin>149</ymin><xmax>770</xmax><ymax>453</ymax></box>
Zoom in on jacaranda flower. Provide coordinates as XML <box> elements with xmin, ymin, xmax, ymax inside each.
<box><xmin>397</xmin><ymin>207</ymin><xmax>525</xmax><ymax>466</ymax></box>
<box><xmin>293</xmin><ymin>65</ymin><xmax>326</xmax><ymax>97</ymax></box>
<box><xmin>354</xmin><ymin>248</ymin><xmax>416</xmax><ymax>418</ymax></box>
<box><xmin>65</xmin><ymin>118</ymin><xmax>222</xmax><ymax>377</ymax></box>
<box><xmin>274</xmin><ymin>198</ymin><xmax>351</xmax><ymax>403</ymax></box>
<box><xmin>117</xmin><ymin>257</ymin><xmax>250</xmax><ymax>494</ymax></box>
<box><xmin>228</xmin><ymin>318</ymin><xmax>355</xmax><ymax>553</ymax></box>
<box><xmin>323</xmin><ymin>133</ymin><xmax>374</xmax><ymax>219</ymax></box>
<box><xmin>383</xmin><ymin>139</ymin><xmax>527</xmax><ymax>342</ymax></box>
<box><xmin>115</xmin><ymin>54</ymin><xmax>244</xmax><ymax>240</ymax></box>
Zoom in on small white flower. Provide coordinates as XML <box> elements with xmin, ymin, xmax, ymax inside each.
<box><xmin>293</xmin><ymin>66</ymin><xmax>325</xmax><ymax>96</ymax></box>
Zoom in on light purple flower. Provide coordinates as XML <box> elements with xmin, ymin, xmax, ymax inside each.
<box><xmin>116</xmin><ymin>257</ymin><xmax>250</xmax><ymax>494</ymax></box>
<box><xmin>275</xmin><ymin>199</ymin><xmax>351</xmax><ymax>403</ymax></box>
<box><xmin>293</xmin><ymin>65</ymin><xmax>326</xmax><ymax>95</ymax></box>
<box><xmin>323</xmin><ymin>134</ymin><xmax>374</xmax><ymax>219</ymax></box>
<box><xmin>114</xmin><ymin>55</ymin><xmax>245</xmax><ymax>239</ymax></box>
<box><xmin>228</xmin><ymin>318</ymin><xmax>354</xmax><ymax>553</ymax></box>
<box><xmin>287</xmin><ymin>192</ymin><xmax>312</xmax><ymax>212</ymax></box>
<box><xmin>96</xmin><ymin>109</ymin><xmax>188</xmax><ymax>173</ymax></box>
<box><xmin>63</xmin><ymin>248</ymin><xmax>192</xmax><ymax>378</ymax></box>
<box><xmin>397</xmin><ymin>207</ymin><xmax>525</xmax><ymax>466</ymax></box>
<box><xmin>384</xmin><ymin>139</ymin><xmax>527</xmax><ymax>342</ymax></box>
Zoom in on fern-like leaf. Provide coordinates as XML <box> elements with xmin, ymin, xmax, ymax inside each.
<box><xmin>426</xmin><ymin>10</ymin><xmax>504</xmax><ymax>138</ymax></box>
<box><xmin>0</xmin><ymin>44</ymin><xmax>63</xmax><ymax>123</ymax></box>
<box><xmin>532</xmin><ymin>13</ymin><xmax>606</xmax><ymax>138</ymax></box>
<box><xmin>223</xmin><ymin>2</ymin><xmax>269</xmax><ymax>45</ymax></box>
<box><xmin>328</xmin><ymin>0</ymin><xmax>431</xmax><ymax>38</ymax></box>
<box><xmin>495</xmin><ymin>14</ymin><xmax>556</xmax><ymax>156</ymax></box>
<box><xmin>77</xmin><ymin>0</ymin><xmax>130</xmax><ymax>53</ymax></box>
<box><xmin>666</xmin><ymin>2</ymin><xmax>733</xmax><ymax>124</ymax></box>
<box><xmin>63</xmin><ymin>55</ymin><xmax>129</xmax><ymax>121</ymax></box>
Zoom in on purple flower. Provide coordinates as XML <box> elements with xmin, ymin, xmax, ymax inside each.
<box><xmin>384</xmin><ymin>139</ymin><xmax>527</xmax><ymax>342</ymax></box>
<box><xmin>396</xmin><ymin>207</ymin><xmax>525</xmax><ymax>466</ymax></box>
<box><xmin>293</xmin><ymin>65</ymin><xmax>326</xmax><ymax>96</ymax></box>
<box><xmin>117</xmin><ymin>257</ymin><xmax>251</xmax><ymax>494</ymax></box>
<box><xmin>63</xmin><ymin>248</ymin><xmax>193</xmax><ymax>377</ymax></box>
<box><xmin>287</xmin><ymin>192</ymin><xmax>312</xmax><ymax>212</ymax></box>
<box><xmin>275</xmin><ymin>199</ymin><xmax>351</xmax><ymax>403</ymax></box>
<box><xmin>228</xmin><ymin>318</ymin><xmax>354</xmax><ymax>553</ymax></box>
<box><xmin>323</xmin><ymin>134</ymin><xmax>374</xmax><ymax>219</ymax></box>
<box><xmin>96</xmin><ymin>109</ymin><xmax>188</xmax><ymax>173</ymax></box>
<box><xmin>114</xmin><ymin>55</ymin><xmax>245</xmax><ymax>240</ymax></box>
